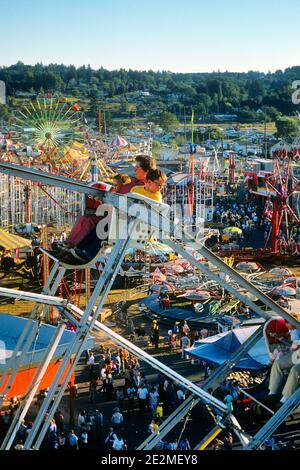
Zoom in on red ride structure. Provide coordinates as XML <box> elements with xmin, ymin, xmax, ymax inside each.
<box><xmin>262</xmin><ymin>142</ymin><xmax>300</xmax><ymax>255</ymax></box>
<box><xmin>228</xmin><ymin>151</ymin><xmax>236</xmax><ymax>185</ymax></box>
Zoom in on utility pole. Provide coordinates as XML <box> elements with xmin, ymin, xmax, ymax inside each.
<box><xmin>147</xmin><ymin>121</ymin><xmax>153</xmax><ymax>156</ymax></box>
<box><xmin>221</xmin><ymin>136</ymin><xmax>224</xmax><ymax>160</ymax></box>
<box><xmin>134</xmin><ymin>109</ymin><xmax>137</xmax><ymax>141</ymax></box>
<box><xmin>264</xmin><ymin>118</ymin><xmax>268</xmax><ymax>159</ymax></box>
<box><xmin>183</xmin><ymin>105</ymin><xmax>187</xmax><ymax>145</ymax></box>
<box><xmin>97</xmin><ymin>110</ymin><xmax>102</xmax><ymax>145</ymax></box>
<box><xmin>24</xmin><ymin>185</ymin><xmax>31</xmax><ymax>224</ymax></box>
<box><xmin>191</xmin><ymin>108</ymin><xmax>194</xmax><ymax>145</ymax></box>
<box><xmin>24</xmin><ymin>156</ymin><xmax>31</xmax><ymax>224</ymax></box>
<box><xmin>103</xmin><ymin>110</ymin><xmax>107</xmax><ymax>145</ymax></box>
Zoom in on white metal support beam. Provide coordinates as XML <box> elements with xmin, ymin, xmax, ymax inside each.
<box><xmin>0</xmin><ymin>162</ymin><xmax>298</xmax><ymax>327</ymax></box>
<box><xmin>0</xmin><ymin>162</ymin><xmax>298</xmax><ymax>450</ymax></box>
<box><xmin>243</xmin><ymin>387</ymin><xmax>300</xmax><ymax>449</ymax></box>
<box><xmin>1</xmin><ymin>322</ymin><xmax>66</xmax><ymax>450</ymax></box>
<box><xmin>76</xmin><ymin>311</ymin><xmax>227</xmax><ymax>412</ymax></box>
<box><xmin>136</xmin><ymin>395</ymin><xmax>196</xmax><ymax>450</ymax></box>
<box><xmin>164</xmin><ymin>236</ymin><xmax>300</xmax><ymax>329</ymax></box>
<box><xmin>137</xmin><ymin>325</ymin><xmax>264</xmax><ymax>450</ymax></box>
<box><xmin>0</xmin><ymin>282</ymin><xmax>228</xmax><ymax>450</ymax></box>
<box><xmin>23</xmin><ymin>234</ymin><xmax>133</xmax><ymax>449</ymax></box>
<box><xmin>0</xmin><ymin>265</ymin><xmax>65</xmax><ymax>407</ymax></box>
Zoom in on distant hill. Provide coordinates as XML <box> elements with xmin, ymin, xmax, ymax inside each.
<box><xmin>0</xmin><ymin>62</ymin><xmax>299</xmax><ymax>123</ymax></box>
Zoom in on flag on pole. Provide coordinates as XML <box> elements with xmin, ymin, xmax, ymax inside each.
<box><xmin>201</xmin><ymin>160</ymin><xmax>205</xmax><ymax>177</ymax></box>
<box><xmin>191</xmin><ymin>109</ymin><xmax>194</xmax><ymax>144</ymax></box>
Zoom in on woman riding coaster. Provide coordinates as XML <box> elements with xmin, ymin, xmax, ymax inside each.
<box><xmin>60</xmin><ymin>168</ymin><xmax>167</xmax><ymax>264</ymax></box>
<box><xmin>51</xmin><ymin>157</ymin><xmax>165</xmax><ymax>264</ymax></box>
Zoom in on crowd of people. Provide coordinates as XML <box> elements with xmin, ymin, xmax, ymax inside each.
<box><xmin>2</xmin><ymin>312</ymin><xmax>299</xmax><ymax>451</ymax></box>
<box><xmin>0</xmin><ymin>341</ymin><xmax>196</xmax><ymax>451</ymax></box>
<box><xmin>0</xmin><ymin>247</ymin><xmax>41</xmax><ymax>284</ymax></box>
<box><xmin>0</xmin><ymin>249</ymin><xmax>16</xmax><ymax>277</ymax></box>
<box><xmin>213</xmin><ymin>197</ymin><xmax>262</xmax><ymax>246</ymax></box>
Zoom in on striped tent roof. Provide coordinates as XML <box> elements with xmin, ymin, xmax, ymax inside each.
<box><xmin>0</xmin><ymin>229</ymin><xmax>32</xmax><ymax>250</ymax></box>
<box><xmin>109</xmin><ymin>135</ymin><xmax>128</xmax><ymax>148</ymax></box>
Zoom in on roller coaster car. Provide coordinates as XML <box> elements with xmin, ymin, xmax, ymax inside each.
<box><xmin>240</xmin><ymin>318</ymin><xmax>291</xmax><ymax>390</ymax></box>
<box><xmin>235</xmin><ymin>317</ymin><xmax>295</xmax><ymax>413</ymax></box>
<box><xmin>263</xmin><ymin>316</ymin><xmax>291</xmax><ymax>362</ymax></box>
<box><xmin>43</xmin><ymin>191</ymin><xmax>170</xmax><ymax>270</ymax></box>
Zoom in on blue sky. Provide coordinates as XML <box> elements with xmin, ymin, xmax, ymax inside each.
<box><xmin>0</xmin><ymin>0</ymin><xmax>299</xmax><ymax>72</ymax></box>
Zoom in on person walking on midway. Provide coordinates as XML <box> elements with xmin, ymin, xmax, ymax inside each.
<box><xmin>137</xmin><ymin>384</ymin><xmax>149</xmax><ymax>414</ymax></box>
<box><xmin>181</xmin><ymin>333</ymin><xmax>190</xmax><ymax>359</ymax></box>
<box><xmin>152</xmin><ymin>321</ymin><xmax>160</xmax><ymax>349</ymax></box>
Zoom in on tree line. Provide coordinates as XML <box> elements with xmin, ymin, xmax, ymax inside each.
<box><xmin>0</xmin><ymin>62</ymin><xmax>299</xmax><ymax>127</ymax></box>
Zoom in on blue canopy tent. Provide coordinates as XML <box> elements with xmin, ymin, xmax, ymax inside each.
<box><xmin>185</xmin><ymin>326</ymin><xmax>269</xmax><ymax>370</ymax></box>
<box><xmin>0</xmin><ymin>313</ymin><xmax>94</xmax><ymax>367</ymax></box>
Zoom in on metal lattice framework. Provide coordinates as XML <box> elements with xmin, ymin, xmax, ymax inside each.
<box><xmin>264</xmin><ymin>142</ymin><xmax>300</xmax><ymax>253</ymax></box>
<box><xmin>0</xmin><ymin>162</ymin><xmax>299</xmax><ymax>450</ymax></box>
<box><xmin>0</xmin><ymin>172</ymin><xmax>83</xmax><ymax>230</ymax></box>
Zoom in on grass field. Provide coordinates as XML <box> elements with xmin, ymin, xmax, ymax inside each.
<box><xmin>178</xmin><ymin>122</ymin><xmax>276</xmax><ymax>133</ymax></box>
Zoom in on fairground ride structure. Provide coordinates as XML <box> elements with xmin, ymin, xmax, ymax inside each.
<box><xmin>0</xmin><ymin>161</ymin><xmax>299</xmax><ymax>450</ymax></box>
<box><xmin>0</xmin><ymin>97</ymin><xmax>116</xmax><ymax>229</ymax></box>
<box><xmin>167</xmin><ymin>148</ymin><xmax>216</xmax><ymax>239</ymax></box>
<box><xmin>15</xmin><ymin>97</ymin><xmax>86</xmax><ymax>169</ymax></box>
<box><xmin>250</xmin><ymin>140</ymin><xmax>300</xmax><ymax>256</ymax></box>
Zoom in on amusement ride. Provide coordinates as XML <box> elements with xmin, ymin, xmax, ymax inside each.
<box><xmin>248</xmin><ymin>139</ymin><xmax>300</xmax><ymax>259</ymax></box>
<box><xmin>0</xmin><ymin>102</ymin><xmax>299</xmax><ymax>450</ymax></box>
<box><xmin>0</xmin><ymin>159</ymin><xmax>299</xmax><ymax>450</ymax></box>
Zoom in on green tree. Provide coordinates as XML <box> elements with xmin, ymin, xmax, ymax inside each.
<box><xmin>89</xmin><ymin>97</ymin><xmax>101</xmax><ymax>119</ymax></box>
<box><xmin>158</xmin><ymin>111</ymin><xmax>179</xmax><ymax>132</ymax></box>
<box><xmin>211</xmin><ymin>93</ymin><xmax>220</xmax><ymax>113</ymax></box>
<box><xmin>275</xmin><ymin>117</ymin><xmax>299</xmax><ymax>139</ymax></box>
<box><xmin>203</xmin><ymin>127</ymin><xmax>223</xmax><ymax>141</ymax></box>
<box><xmin>0</xmin><ymin>104</ymin><xmax>13</xmax><ymax>123</ymax></box>
<box><xmin>175</xmin><ymin>135</ymin><xmax>185</xmax><ymax>146</ymax></box>
<box><xmin>119</xmin><ymin>96</ymin><xmax>129</xmax><ymax>113</ymax></box>
<box><xmin>237</xmin><ymin>108</ymin><xmax>258</xmax><ymax>123</ymax></box>
<box><xmin>36</xmin><ymin>72</ymin><xmax>63</xmax><ymax>91</ymax></box>
<box><xmin>1</xmin><ymin>63</ymin><xmax>300</xmax><ymax>126</ymax></box>
<box><xmin>261</xmin><ymin>105</ymin><xmax>281</xmax><ymax>121</ymax></box>
<box><xmin>170</xmin><ymin>139</ymin><xmax>178</xmax><ymax>152</ymax></box>
<box><xmin>152</xmin><ymin>140</ymin><xmax>161</xmax><ymax>157</ymax></box>
<box><xmin>247</xmin><ymin>79</ymin><xmax>265</xmax><ymax>100</ymax></box>
<box><xmin>103</xmin><ymin>110</ymin><xmax>112</xmax><ymax>132</ymax></box>
<box><xmin>197</xmin><ymin>93</ymin><xmax>212</xmax><ymax>114</ymax></box>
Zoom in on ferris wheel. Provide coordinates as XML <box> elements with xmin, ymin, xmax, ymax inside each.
<box><xmin>264</xmin><ymin>141</ymin><xmax>300</xmax><ymax>254</ymax></box>
<box><xmin>15</xmin><ymin>97</ymin><xmax>87</xmax><ymax>159</ymax></box>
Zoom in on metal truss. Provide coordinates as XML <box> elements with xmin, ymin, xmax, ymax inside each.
<box><xmin>0</xmin><ymin>162</ymin><xmax>299</xmax><ymax>450</ymax></box>
<box><xmin>138</xmin><ymin>325</ymin><xmax>264</xmax><ymax>450</ymax></box>
<box><xmin>0</xmin><ymin>162</ymin><xmax>298</xmax><ymax>327</ymax></box>
<box><xmin>243</xmin><ymin>387</ymin><xmax>300</xmax><ymax>450</ymax></box>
